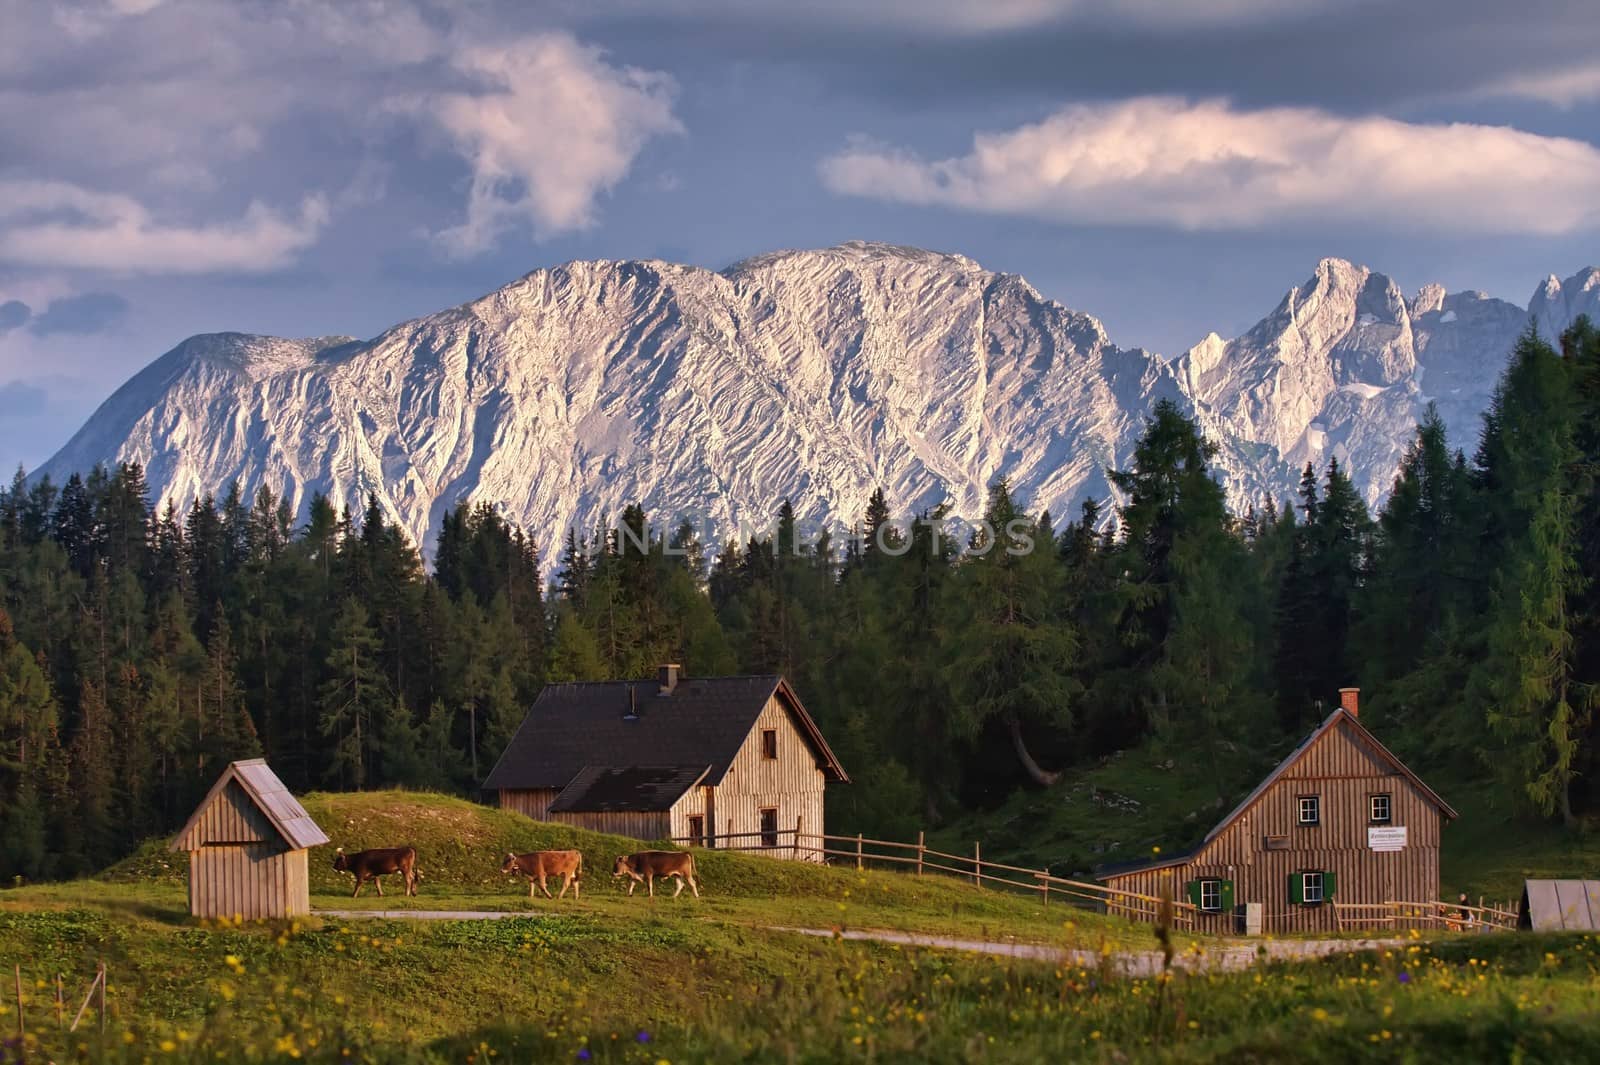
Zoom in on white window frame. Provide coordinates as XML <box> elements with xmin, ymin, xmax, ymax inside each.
<box><xmin>1370</xmin><ymin>793</ymin><xmax>1391</xmax><ymax>824</ymax></box>
<box><xmin>1199</xmin><ymin>879</ymin><xmax>1222</xmax><ymax>912</ymax></box>
<box><xmin>1302</xmin><ymin>871</ymin><xmax>1324</xmax><ymax>904</ymax></box>
<box><xmin>1297</xmin><ymin>795</ymin><xmax>1320</xmax><ymax>825</ymax></box>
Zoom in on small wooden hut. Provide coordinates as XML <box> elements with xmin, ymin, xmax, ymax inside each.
<box><xmin>169</xmin><ymin>759</ymin><xmax>328</xmax><ymax>919</ymax></box>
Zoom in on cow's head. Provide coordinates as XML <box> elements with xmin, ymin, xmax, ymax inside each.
<box><xmin>500</xmin><ymin>852</ymin><xmax>519</xmax><ymax>874</ymax></box>
<box><xmin>612</xmin><ymin>855</ymin><xmax>638</xmax><ymax>879</ymax></box>
<box><xmin>332</xmin><ymin>847</ymin><xmax>349</xmax><ymax>873</ymax></box>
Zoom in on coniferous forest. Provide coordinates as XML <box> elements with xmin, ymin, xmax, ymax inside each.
<box><xmin>2</xmin><ymin>322</ymin><xmax>1598</xmax><ymax>881</ymax></box>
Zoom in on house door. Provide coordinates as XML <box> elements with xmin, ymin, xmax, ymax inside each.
<box><xmin>687</xmin><ymin>815</ymin><xmax>705</xmax><ymax>846</ymax></box>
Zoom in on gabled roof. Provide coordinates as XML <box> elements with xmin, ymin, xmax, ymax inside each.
<box><xmin>1204</xmin><ymin>707</ymin><xmax>1456</xmax><ymax>846</ymax></box>
<box><xmin>1099</xmin><ymin>708</ymin><xmax>1454</xmax><ymax>881</ymax></box>
<box><xmin>482</xmin><ymin>674</ymin><xmax>848</xmax><ymax>791</ymax></box>
<box><xmin>169</xmin><ymin>759</ymin><xmax>329</xmax><ymax>852</ymax></box>
<box><xmin>549</xmin><ymin>765</ymin><xmax>711</xmax><ymax>814</ymax></box>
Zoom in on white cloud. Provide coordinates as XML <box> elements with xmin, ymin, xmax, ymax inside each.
<box><xmin>0</xmin><ymin>182</ymin><xmax>330</xmax><ymax>274</ymax></box>
<box><xmin>1472</xmin><ymin>64</ymin><xmax>1600</xmax><ymax>109</ymax></box>
<box><xmin>416</xmin><ymin>34</ymin><xmax>682</xmax><ymax>254</ymax></box>
<box><xmin>820</xmin><ymin>97</ymin><xmax>1600</xmax><ymax>235</ymax></box>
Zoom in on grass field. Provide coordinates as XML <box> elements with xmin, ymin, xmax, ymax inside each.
<box><xmin>2</xmin><ymin>791</ymin><xmax>1598</xmax><ymax>1063</ymax></box>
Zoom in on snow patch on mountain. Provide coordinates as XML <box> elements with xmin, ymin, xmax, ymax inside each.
<box><xmin>36</xmin><ymin>245</ymin><xmax>1600</xmax><ymax>564</ymax></box>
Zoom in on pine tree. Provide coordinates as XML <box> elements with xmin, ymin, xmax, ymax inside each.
<box><xmin>0</xmin><ymin>608</ymin><xmax>57</xmax><ymax>880</ymax></box>
<box><xmin>318</xmin><ymin>598</ymin><xmax>386</xmax><ymax>789</ymax></box>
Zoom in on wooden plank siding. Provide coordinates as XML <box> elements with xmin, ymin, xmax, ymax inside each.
<box><xmin>1104</xmin><ymin>715</ymin><xmax>1447</xmax><ymax>934</ymax></box>
<box><xmin>712</xmin><ymin>694</ymin><xmax>826</xmax><ymax>856</ymax></box>
<box><xmin>547</xmin><ymin>809</ymin><xmax>673</xmax><ymax>840</ymax></box>
<box><xmin>499</xmin><ymin>788</ymin><xmax>561</xmax><ymax>822</ymax></box>
<box><xmin>187</xmin><ymin>846</ymin><xmax>311</xmax><ymax>920</ymax></box>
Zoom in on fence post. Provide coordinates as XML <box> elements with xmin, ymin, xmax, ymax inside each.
<box><xmin>916</xmin><ymin>831</ymin><xmax>925</xmax><ymax>878</ymax></box>
<box><xmin>99</xmin><ymin>963</ymin><xmax>106</xmax><ymax>1035</ymax></box>
<box><xmin>793</xmin><ymin>815</ymin><xmax>802</xmax><ymax>861</ymax></box>
<box><xmin>856</xmin><ymin>833</ymin><xmax>863</xmax><ymax>871</ymax></box>
<box><xmin>974</xmin><ymin>841</ymin><xmax>982</xmax><ymax>888</ymax></box>
<box><xmin>13</xmin><ymin>963</ymin><xmax>23</xmax><ymax>1040</ymax></box>
<box><xmin>1039</xmin><ymin>872</ymin><xmax>1049</xmax><ymax>906</ymax></box>
<box><xmin>55</xmin><ymin>973</ymin><xmax>64</xmax><ymax>1030</ymax></box>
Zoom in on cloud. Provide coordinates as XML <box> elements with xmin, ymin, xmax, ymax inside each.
<box><xmin>29</xmin><ymin>291</ymin><xmax>129</xmax><ymax>336</ymax></box>
<box><xmin>1473</xmin><ymin>64</ymin><xmax>1600</xmax><ymax>108</ymax></box>
<box><xmin>0</xmin><ymin>181</ymin><xmax>329</xmax><ymax>274</ymax></box>
<box><xmin>0</xmin><ymin>381</ymin><xmax>50</xmax><ymax>417</ymax></box>
<box><xmin>417</xmin><ymin>33</ymin><xmax>682</xmax><ymax>253</ymax></box>
<box><xmin>820</xmin><ymin>97</ymin><xmax>1600</xmax><ymax>235</ymax></box>
<box><xmin>0</xmin><ymin>300</ymin><xmax>30</xmax><ymax>335</ymax></box>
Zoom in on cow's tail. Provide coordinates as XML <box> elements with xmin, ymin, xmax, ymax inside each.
<box><xmin>574</xmin><ymin>852</ymin><xmax>583</xmax><ymax>880</ymax></box>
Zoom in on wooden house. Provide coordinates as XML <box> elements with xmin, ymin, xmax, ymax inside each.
<box><xmin>483</xmin><ymin>666</ymin><xmax>848</xmax><ymax>855</ymax></box>
<box><xmin>169</xmin><ymin>760</ymin><xmax>329</xmax><ymax>920</ymax></box>
<box><xmin>1098</xmin><ymin>689</ymin><xmax>1456</xmax><ymax>934</ymax></box>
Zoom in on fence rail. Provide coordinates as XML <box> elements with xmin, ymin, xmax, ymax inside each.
<box><xmin>1332</xmin><ymin>899</ymin><xmax>1518</xmax><ymax>932</ymax></box>
<box><xmin>669</xmin><ymin>825</ymin><xmax>1199</xmax><ymax>929</ymax></box>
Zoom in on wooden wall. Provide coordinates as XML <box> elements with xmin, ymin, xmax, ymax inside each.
<box><xmin>712</xmin><ymin>694</ymin><xmax>826</xmax><ymax>859</ymax></box>
<box><xmin>1105</xmin><ymin>718</ymin><xmax>1445</xmax><ymax>934</ymax></box>
<box><xmin>185</xmin><ymin>844</ymin><xmax>311</xmax><ymax>919</ymax></box>
<box><xmin>179</xmin><ymin>778</ymin><xmax>313</xmax><ymax>919</ymax></box>
<box><xmin>548</xmin><ymin>809</ymin><xmax>672</xmax><ymax>840</ymax></box>
<box><xmin>498</xmin><ymin>788</ymin><xmax>561</xmax><ymax>821</ymax></box>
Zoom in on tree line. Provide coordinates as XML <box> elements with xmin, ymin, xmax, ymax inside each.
<box><xmin>2</xmin><ymin>321</ymin><xmax>1597</xmax><ymax>879</ymax></box>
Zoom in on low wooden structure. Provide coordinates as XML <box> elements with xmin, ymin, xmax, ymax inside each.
<box><xmin>169</xmin><ymin>759</ymin><xmax>328</xmax><ymax>919</ymax></box>
<box><xmin>484</xmin><ymin>666</ymin><xmax>848</xmax><ymax>855</ymax></box>
<box><xmin>1098</xmin><ymin>688</ymin><xmax>1457</xmax><ymax>935</ymax></box>
<box><xmin>1519</xmin><ymin>880</ymin><xmax>1600</xmax><ymax>931</ymax></box>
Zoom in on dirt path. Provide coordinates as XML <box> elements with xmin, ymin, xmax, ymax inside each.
<box><xmin>316</xmin><ymin>907</ymin><xmax>1396</xmax><ymax>974</ymax></box>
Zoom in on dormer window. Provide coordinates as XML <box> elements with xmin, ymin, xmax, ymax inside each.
<box><xmin>761</xmin><ymin>729</ymin><xmax>778</xmax><ymax>760</ymax></box>
<box><xmin>1297</xmin><ymin>795</ymin><xmax>1320</xmax><ymax>826</ymax></box>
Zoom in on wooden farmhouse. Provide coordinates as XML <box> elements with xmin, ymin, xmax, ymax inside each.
<box><xmin>483</xmin><ymin>666</ymin><xmax>848</xmax><ymax>855</ymax></box>
<box><xmin>169</xmin><ymin>760</ymin><xmax>329</xmax><ymax>920</ymax></box>
<box><xmin>1098</xmin><ymin>689</ymin><xmax>1457</xmax><ymax>934</ymax></box>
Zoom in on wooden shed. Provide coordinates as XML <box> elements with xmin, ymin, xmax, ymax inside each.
<box><xmin>1518</xmin><ymin>880</ymin><xmax>1600</xmax><ymax>931</ymax></box>
<box><xmin>169</xmin><ymin>759</ymin><xmax>328</xmax><ymax>920</ymax></box>
<box><xmin>483</xmin><ymin>666</ymin><xmax>848</xmax><ymax>855</ymax></box>
<box><xmin>1098</xmin><ymin>689</ymin><xmax>1456</xmax><ymax>935</ymax></box>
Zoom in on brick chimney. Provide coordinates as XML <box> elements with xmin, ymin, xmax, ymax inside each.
<box><xmin>658</xmin><ymin>663</ymin><xmax>681</xmax><ymax>697</ymax></box>
<box><xmin>1338</xmin><ymin>687</ymin><xmax>1359</xmax><ymax>717</ymax></box>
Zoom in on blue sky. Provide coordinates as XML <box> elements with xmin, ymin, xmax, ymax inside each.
<box><xmin>2</xmin><ymin>0</ymin><xmax>1598</xmax><ymax>471</ymax></box>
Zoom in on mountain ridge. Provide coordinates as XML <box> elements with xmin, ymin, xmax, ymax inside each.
<box><xmin>37</xmin><ymin>243</ymin><xmax>1600</xmax><ymax>565</ymax></box>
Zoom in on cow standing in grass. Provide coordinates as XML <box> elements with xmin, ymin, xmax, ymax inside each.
<box><xmin>613</xmin><ymin>851</ymin><xmax>700</xmax><ymax>898</ymax></box>
<box><xmin>501</xmin><ymin>850</ymin><xmax>583</xmax><ymax>899</ymax></box>
<box><xmin>333</xmin><ymin>846</ymin><xmax>419</xmax><ymax>898</ymax></box>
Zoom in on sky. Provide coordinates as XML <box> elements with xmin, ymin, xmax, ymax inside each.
<box><xmin>2</xmin><ymin>0</ymin><xmax>1599</xmax><ymax>471</ymax></box>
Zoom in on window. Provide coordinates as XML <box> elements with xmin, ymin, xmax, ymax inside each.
<box><xmin>1199</xmin><ymin>879</ymin><xmax>1222</xmax><ymax>912</ymax></box>
<box><xmin>1297</xmin><ymin>795</ymin><xmax>1321</xmax><ymax>825</ymax></box>
<box><xmin>761</xmin><ymin>729</ymin><xmax>778</xmax><ymax>760</ymax></box>
<box><xmin>1302</xmin><ymin>871</ymin><xmax>1324</xmax><ymax>904</ymax></box>
<box><xmin>1370</xmin><ymin>794</ymin><xmax>1392</xmax><ymax>824</ymax></box>
<box><xmin>1289</xmin><ymin>870</ymin><xmax>1336</xmax><ymax>905</ymax></box>
<box><xmin>759</xmin><ymin>808</ymin><xmax>779</xmax><ymax>848</ymax></box>
<box><xmin>687</xmin><ymin>815</ymin><xmax>705</xmax><ymax>846</ymax></box>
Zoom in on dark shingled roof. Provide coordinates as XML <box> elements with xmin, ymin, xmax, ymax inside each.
<box><xmin>482</xmin><ymin>674</ymin><xmax>848</xmax><ymax>792</ymax></box>
<box><xmin>549</xmin><ymin>765</ymin><xmax>712</xmax><ymax>813</ymax></box>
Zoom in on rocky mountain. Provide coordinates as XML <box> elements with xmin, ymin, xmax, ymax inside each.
<box><xmin>37</xmin><ymin>243</ymin><xmax>1600</xmax><ymax>564</ymax></box>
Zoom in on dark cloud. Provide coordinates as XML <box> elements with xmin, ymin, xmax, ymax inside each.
<box><xmin>30</xmin><ymin>292</ymin><xmax>129</xmax><ymax>336</ymax></box>
<box><xmin>0</xmin><ymin>380</ymin><xmax>49</xmax><ymax>417</ymax></box>
<box><xmin>0</xmin><ymin>299</ymin><xmax>29</xmax><ymax>334</ymax></box>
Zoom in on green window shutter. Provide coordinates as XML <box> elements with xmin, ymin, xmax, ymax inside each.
<box><xmin>1288</xmin><ymin>872</ymin><xmax>1303</xmax><ymax>904</ymax></box>
<box><xmin>1323</xmin><ymin>870</ymin><xmax>1337</xmax><ymax>900</ymax></box>
<box><xmin>1220</xmin><ymin>880</ymin><xmax>1235</xmax><ymax>912</ymax></box>
<box><xmin>1185</xmin><ymin>880</ymin><xmax>1201</xmax><ymax>908</ymax></box>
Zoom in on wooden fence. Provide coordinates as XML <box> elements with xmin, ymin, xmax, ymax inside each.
<box><xmin>1332</xmin><ymin>899</ymin><xmax>1518</xmax><ymax>933</ymax></box>
<box><xmin>670</xmin><ymin>825</ymin><xmax>1199</xmax><ymax>930</ymax></box>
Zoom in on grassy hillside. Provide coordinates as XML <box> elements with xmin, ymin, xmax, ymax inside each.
<box><xmin>933</xmin><ymin>744</ymin><xmax>1600</xmax><ymax>904</ymax></box>
<box><xmin>93</xmin><ymin>791</ymin><xmax>1151</xmax><ymax>948</ymax></box>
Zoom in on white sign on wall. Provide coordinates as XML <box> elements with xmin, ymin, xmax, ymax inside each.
<box><xmin>1368</xmin><ymin>826</ymin><xmax>1408</xmax><ymax>852</ymax></box>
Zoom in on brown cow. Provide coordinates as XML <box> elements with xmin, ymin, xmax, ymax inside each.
<box><xmin>612</xmin><ymin>851</ymin><xmax>700</xmax><ymax>898</ymax></box>
<box><xmin>501</xmin><ymin>850</ymin><xmax>583</xmax><ymax>899</ymax></box>
<box><xmin>332</xmin><ymin>846</ymin><xmax>419</xmax><ymax>898</ymax></box>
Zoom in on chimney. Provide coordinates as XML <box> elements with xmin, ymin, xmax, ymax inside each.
<box><xmin>1338</xmin><ymin>687</ymin><xmax>1359</xmax><ymax>717</ymax></box>
<box><xmin>658</xmin><ymin>663</ymin><xmax>681</xmax><ymax>697</ymax></box>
